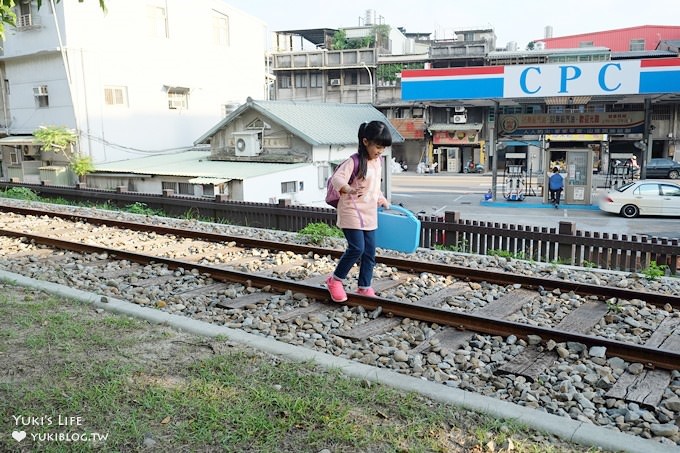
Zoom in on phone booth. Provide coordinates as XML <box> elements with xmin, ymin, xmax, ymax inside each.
<box><xmin>545</xmin><ymin>148</ymin><xmax>594</xmax><ymax>205</ymax></box>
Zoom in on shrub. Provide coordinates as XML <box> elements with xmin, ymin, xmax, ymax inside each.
<box><xmin>1</xmin><ymin>187</ymin><xmax>39</xmax><ymax>201</ymax></box>
<box><xmin>298</xmin><ymin>222</ymin><xmax>343</xmax><ymax>245</ymax></box>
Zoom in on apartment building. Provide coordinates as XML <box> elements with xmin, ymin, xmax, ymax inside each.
<box><xmin>0</xmin><ymin>0</ymin><xmax>266</xmax><ymax>183</ymax></box>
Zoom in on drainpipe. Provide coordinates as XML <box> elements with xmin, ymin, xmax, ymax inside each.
<box><xmin>50</xmin><ymin>0</ymin><xmax>82</xmax><ymax>156</ymax></box>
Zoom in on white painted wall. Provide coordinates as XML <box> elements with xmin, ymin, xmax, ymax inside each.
<box><xmin>243</xmin><ymin>165</ymin><xmax>323</xmax><ymax>204</ymax></box>
<box><xmin>1</xmin><ymin>0</ymin><xmax>266</xmax><ymax>163</ymax></box>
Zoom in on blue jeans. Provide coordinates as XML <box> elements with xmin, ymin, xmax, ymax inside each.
<box><xmin>333</xmin><ymin>229</ymin><xmax>376</xmax><ymax>288</ymax></box>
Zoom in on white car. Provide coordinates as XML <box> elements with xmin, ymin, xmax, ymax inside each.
<box><xmin>598</xmin><ymin>180</ymin><xmax>680</xmax><ymax>218</ymax></box>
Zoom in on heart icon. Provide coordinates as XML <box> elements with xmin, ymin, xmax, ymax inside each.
<box><xmin>12</xmin><ymin>431</ymin><xmax>26</xmax><ymax>442</ymax></box>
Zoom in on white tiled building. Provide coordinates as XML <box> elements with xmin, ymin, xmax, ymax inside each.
<box><xmin>0</xmin><ymin>0</ymin><xmax>266</xmax><ymax>182</ymax></box>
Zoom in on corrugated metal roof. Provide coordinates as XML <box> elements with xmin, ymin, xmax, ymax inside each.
<box><xmin>0</xmin><ymin>135</ymin><xmax>38</xmax><ymax>145</ymax></box>
<box><xmin>536</xmin><ymin>26</ymin><xmax>680</xmax><ymax>52</ymax></box>
<box><xmin>93</xmin><ymin>151</ymin><xmax>308</xmax><ymax>179</ymax></box>
<box><xmin>195</xmin><ymin>98</ymin><xmax>405</xmax><ymax>146</ymax></box>
<box><xmin>611</xmin><ymin>50</ymin><xmax>677</xmax><ymax>59</ymax></box>
<box><xmin>488</xmin><ymin>47</ymin><xmax>610</xmax><ymax>59</ymax></box>
<box><xmin>429</xmin><ymin>123</ymin><xmax>483</xmax><ymax>131</ymax></box>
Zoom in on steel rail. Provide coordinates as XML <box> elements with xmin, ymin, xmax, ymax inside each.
<box><xmin>1</xmin><ymin>228</ymin><xmax>678</xmax><ymax>371</ymax></box>
<box><xmin>2</xmin><ymin>205</ymin><xmax>678</xmax><ymax>308</ymax></box>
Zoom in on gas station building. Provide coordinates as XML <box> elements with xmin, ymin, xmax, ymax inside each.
<box><xmin>401</xmin><ymin>57</ymin><xmax>680</xmax><ymax>205</ymax></box>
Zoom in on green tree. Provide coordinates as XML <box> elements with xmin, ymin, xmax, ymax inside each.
<box><xmin>34</xmin><ymin>125</ymin><xmax>78</xmax><ymax>154</ymax></box>
<box><xmin>0</xmin><ymin>0</ymin><xmax>106</xmax><ymax>39</ymax></box>
<box><xmin>70</xmin><ymin>155</ymin><xmax>95</xmax><ymax>183</ymax></box>
<box><xmin>331</xmin><ymin>29</ymin><xmax>347</xmax><ymax>50</ymax></box>
<box><xmin>372</xmin><ymin>24</ymin><xmax>391</xmax><ymax>49</ymax></box>
<box><xmin>34</xmin><ymin>125</ymin><xmax>94</xmax><ymax>183</ymax></box>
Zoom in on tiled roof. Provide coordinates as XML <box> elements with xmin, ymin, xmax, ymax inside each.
<box><xmin>195</xmin><ymin>98</ymin><xmax>404</xmax><ymax>146</ymax></box>
<box><xmin>93</xmin><ymin>151</ymin><xmax>308</xmax><ymax>179</ymax></box>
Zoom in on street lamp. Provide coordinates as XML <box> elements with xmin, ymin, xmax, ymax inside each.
<box><xmin>360</xmin><ymin>61</ymin><xmax>373</xmax><ymax>104</ymax></box>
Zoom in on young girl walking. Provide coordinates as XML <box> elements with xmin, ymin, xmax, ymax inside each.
<box><xmin>326</xmin><ymin>120</ymin><xmax>392</xmax><ymax>302</ymax></box>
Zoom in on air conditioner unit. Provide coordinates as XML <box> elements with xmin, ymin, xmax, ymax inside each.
<box><xmin>452</xmin><ymin>114</ymin><xmax>467</xmax><ymax>124</ymax></box>
<box><xmin>23</xmin><ymin>145</ymin><xmax>39</xmax><ymax>156</ymax></box>
<box><xmin>232</xmin><ymin>131</ymin><xmax>261</xmax><ymax>157</ymax></box>
<box><xmin>329</xmin><ymin>78</ymin><xmax>341</xmax><ymax>86</ymax></box>
<box><xmin>454</xmin><ymin>106</ymin><xmax>466</xmax><ymax>113</ymax></box>
<box><xmin>168</xmin><ymin>98</ymin><xmax>186</xmax><ymax>109</ymax></box>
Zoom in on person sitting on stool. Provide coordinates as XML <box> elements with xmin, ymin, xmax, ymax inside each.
<box><xmin>548</xmin><ymin>167</ymin><xmax>564</xmax><ymax>208</ymax></box>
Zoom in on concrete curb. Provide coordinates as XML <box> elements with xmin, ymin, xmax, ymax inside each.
<box><xmin>481</xmin><ymin>200</ymin><xmax>601</xmax><ymax>210</ymax></box>
<box><xmin>1</xmin><ymin>269</ymin><xmax>677</xmax><ymax>453</ymax></box>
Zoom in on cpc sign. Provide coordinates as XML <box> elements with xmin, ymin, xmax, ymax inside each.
<box><xmin>504</xmin><ymin>60</ymin><xmax>641</xmax><ymax>98</ymax></box>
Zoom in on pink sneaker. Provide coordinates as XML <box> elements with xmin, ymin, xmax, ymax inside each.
<box><xmin>357</xmin><ymin>287</ymin><xmax>376</xmax><ymax>297</ymax></box>
<box><xmin>326</xmin><ymin>275</ymin><xmax>347</xmax><ymax>302</ymax></box>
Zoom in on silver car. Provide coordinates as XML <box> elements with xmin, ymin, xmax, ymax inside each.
<box><xmin>599</xmin><ymin>180</ymin><xmax>680</xmax><ymax>218</ymax></box>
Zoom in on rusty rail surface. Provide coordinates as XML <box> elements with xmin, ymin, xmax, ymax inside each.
<box><xmin>0</xmin><ymin>226</ymin><xmax>678</xmax><ymax>371</ymax></box>
<box><xmin>1</xmin><ymin>183</ymin><xmax>677</xmax><ymax>274</ymax></box>
<box><xmin>2</xmin><ymin>205</ymin><xmax>678</xmax><ymax>309</ymax></box>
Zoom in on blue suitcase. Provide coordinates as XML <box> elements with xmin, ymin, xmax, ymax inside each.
<box><xmin>376</xmin><ymin>205</ymin><xmax>421</xmax><ymax>253</ymax></box>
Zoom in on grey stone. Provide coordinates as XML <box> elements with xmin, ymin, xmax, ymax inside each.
<box><xmin>588</xmin><ymin>346</ymin><xmax>607</xmax><ymax>358</ymax></box>
<box><xmin>650</xmin><ymin>423</ymin><xmax>679</xmax><ymax>438</ymax></box>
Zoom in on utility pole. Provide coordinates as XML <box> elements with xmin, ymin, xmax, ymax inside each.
<box><xmin>641</xmin><ymin>97</ymin><xmax>652</xmax><ymax>180</ymax></box>
<box><xmin>490</xmin><ymin>101</ymin><xmax>499</xmax><ymax>200</ymax></box>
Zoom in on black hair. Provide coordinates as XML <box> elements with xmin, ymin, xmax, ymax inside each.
<box><xmin>356</xmin><ymin>120</ymin><xmax>392</xmax><ymax>179</ymax></box>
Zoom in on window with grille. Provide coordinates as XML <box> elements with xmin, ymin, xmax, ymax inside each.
<box><xmin>16</xmin><ymin>0</ymin><xmax>35</xmax><ymax>29</ymax></box>
<box><xmin>318</xmin><ymin>166</ymin><xmax>330</xmax><ymax>189</ymax></box>
<box><xmin>148</xmin><ymin>6</ymin><xmax>168</xmax><ymax>38</ymax></box>
<box><xmin>294</xmin><ymin>73</ymin><xmax>307</xmax><ymax>88</ymax></box>
<box><xmin>104</xmin><ymin>86</ymin><xmax>127</xmax><ymax>106</ymax></box>
<box><xmin>9</xmin><ymin>149</ymin><xmax>20</xmax><ymax>165</ymax></box>
<box><xmin>178</xmin><ymin>182</ymin><xmax>194</xmax><ymax>195</ymax></box>
<box><xmin>281</xmin><ymin>181</ymin><xmax>297</xmax><ymax>193</ymax></box>
<box><xmin>629</xmin><ymin>39</ymin><xmax>645</xmax><ymax>51</ymax></box>
<box><xmin>202</xmin><ymin>184</ymin><xmax>215</xmax><ymax>197</ymax></box>
<box><xmin>278</xmin><ymin>75</ymin><xmax>291</xmax><ymax>89</ymax></box>
<box><xmin>168</xmin><ymin>89</ymin><xmax>188</xmax><ymax>110</ymax></box>
<box><xmin>162</xmin><ymin>181</ymin><xmax>178</xmax><ymax>192</ymax></box>
<box><xmin>213</xmin><ymin>13</ymin><xmax>229</xmax><ymax>46</ymax></box>
<box><xmin>33</xmin><ymin>85</ymin><xmax>49</xmax><ymax>108</ymax></box>
<box><xmin>310</xmin><ymin>73</ymin><xmax>322</xmax><ymax>88</ymax></box>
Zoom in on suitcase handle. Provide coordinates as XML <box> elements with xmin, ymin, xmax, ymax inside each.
<box><xmin>379</xmin><ymin>205</ymin><xmax>418</xmax><ymax>221</ymax></box>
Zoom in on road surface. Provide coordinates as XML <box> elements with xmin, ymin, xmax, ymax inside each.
<box><xmin>390</xmin><ymin>172</ymin><xmax>679</xmax><ymax>239</ymax></box>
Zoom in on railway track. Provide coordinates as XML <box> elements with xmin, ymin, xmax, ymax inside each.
<box><xmin>1</xmin><ymin>203</ymin><xmax>679</xmax><ymax>445</ymax></box>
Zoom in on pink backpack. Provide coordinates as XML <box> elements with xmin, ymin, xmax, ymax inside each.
<box><xmin>325</xmin><ymin>153</ymin><xmax>360</xmax><ymax>208</ymax></box>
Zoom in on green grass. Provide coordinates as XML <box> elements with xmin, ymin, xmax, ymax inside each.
<box><xmin>0</xmin><ymin>186</ymin><xmax>40</xmax><ymax>201</ymax></box>
<box><xmin>488</xmin><ymin>248</ymin><xmax>529</xmax><ymax>261</ymax></box>
<box><xmin>297</xmin><ymin>222</ymin><xmax>344</xmax><ymax>245</ymax></box>
<box><xmin>0</xmin><ymin>284</ymin><xmax>600</xmax><ymax>452</ymax></box>
<box><xmin>641</xmin><ymin>261</ymin><xmax>668</xmax><ymax>280</ymax></box>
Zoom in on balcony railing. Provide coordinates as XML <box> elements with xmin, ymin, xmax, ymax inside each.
<box><xmin>16</xmin><ymin>14</ymin><xmax>40</xmax><ymax>30</ymax></box>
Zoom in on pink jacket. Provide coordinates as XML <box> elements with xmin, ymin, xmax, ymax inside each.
<box><xmin>331</xmin><ymin>156</ymin><xmax>387</xmax><ymax>230</ymax></box>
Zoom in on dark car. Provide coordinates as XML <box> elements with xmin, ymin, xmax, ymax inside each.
<box><xmin>645</xmin><ymin>158</ymin><xmax>680</xmax><ymax>179</ymax></box>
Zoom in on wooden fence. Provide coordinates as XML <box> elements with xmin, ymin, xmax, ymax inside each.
<box><xmin>1</xmin><ymin>182</ymin><xmax>677</xmax><ymax>275</ymax></box>
<box><xmin>419</xmin><ymin>212</ymin><xmax>679</xmax><ymax>275</ymax></box>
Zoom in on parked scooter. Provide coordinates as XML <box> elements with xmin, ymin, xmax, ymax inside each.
<box><xmin>463</xmin><ymin>160</ymin><xmax>484</xmax><ymax>173</ymax></box>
